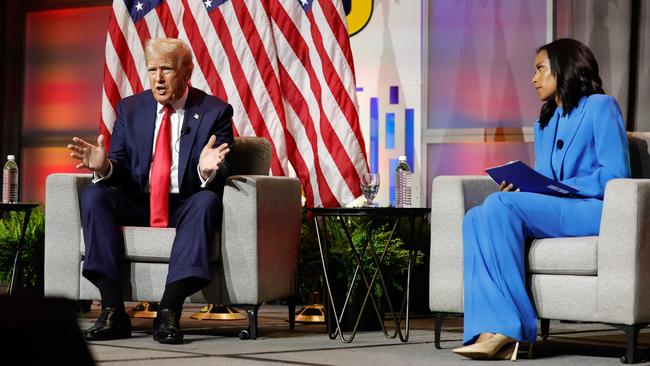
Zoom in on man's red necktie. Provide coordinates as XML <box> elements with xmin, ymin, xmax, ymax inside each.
<box><xmin>150</xmin><ymin>105</ymin><xmax>173</xmax><ymax>227</ymax></box>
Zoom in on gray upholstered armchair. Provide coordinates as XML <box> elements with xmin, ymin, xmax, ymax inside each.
<box><xmin>429</xmin><ymin>132</ymin><xmax>650</xmax><ymax>363</ymax></box>
<box><xmin>44</xmin><ymin>136</ymin><xmax>302</xmax><ymax>339</ymax></box>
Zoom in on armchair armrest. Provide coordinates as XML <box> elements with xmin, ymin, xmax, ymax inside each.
<box><xmin>597</xmin><ymin>178</ymin><xmax>650</xmax><ymax>324</ymax></box>
<box><xmin>44</xmin><ymin>173</ymin><xmax>93</xmax><ymax>299</ymax></box>
<box><xmin>221</xmin><ymin>175</ymin><xmax>302</xmax><ymax>304</ymax></box>
<box><xmin>429</xmin><ymin>175</ymin><xmax>497</xmax><ymax>313</ymax></box>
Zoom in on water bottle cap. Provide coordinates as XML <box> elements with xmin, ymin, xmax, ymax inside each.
<box><xmin>398</xmin><ymin>155</ymin><xmax>407</xmax><ymax>161</ymax></box>
<box><xmin>7</xmin><ymin>155</ymin><xmax>15</xmax><ymax>160</ymax></box>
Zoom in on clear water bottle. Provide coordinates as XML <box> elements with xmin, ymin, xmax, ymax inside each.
<box><xmin>2</xmin><ymin>155</ymin><xmax>19</xmax><ymax>204</ymax></box>
<box><xmin>394</xmin><ymin>155</ymin><xmax>412</xmax><ymax>208</ymax></box>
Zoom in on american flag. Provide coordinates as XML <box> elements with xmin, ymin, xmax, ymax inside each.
<box><xmin>100</xmin><ymin>0</ymin><xmax>368</xmax><ymax>207</ymax></box>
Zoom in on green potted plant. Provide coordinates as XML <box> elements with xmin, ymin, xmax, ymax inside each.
<box><xmin>0</xmin><ymin>207</ymin><xmax>45</xmax><ymax>294</ymax></box>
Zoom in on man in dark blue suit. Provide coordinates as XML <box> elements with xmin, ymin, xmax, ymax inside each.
<box><xmin>68</xmin><ymin>38</ymin><xmax>234</xmax><ymax>344</ymax></box>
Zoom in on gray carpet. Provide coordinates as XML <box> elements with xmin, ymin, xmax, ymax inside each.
<box><xmin>76</xmin><ymin>303</ymin><xmax>650</xmax><ymax>365</ymax></box>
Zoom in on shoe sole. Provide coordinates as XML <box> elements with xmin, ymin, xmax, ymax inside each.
<box><xmin>453</xmin><ymin>350</ymin><xmax>491</xmax><ymax>360</ymax></box>
<box><xmin>154</xmin><ymin>336</ymin><xmax>184</xmax><ymax>344</ymax></box>
<box><xmin>84</xmin><ymin>332</ymin><xmax>132</xmax><ymax>341</ymax></box>
<box><xmin>453</xmin><ymin>341</ymin><xmax>519</xmax><ymax>360</ymax></box>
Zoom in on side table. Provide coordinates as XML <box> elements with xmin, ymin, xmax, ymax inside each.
<box><xmin>308</xmin><ymin>207</ymin><xmax>430</xmax><ymax>343</ymax></box>
<box><xmin>0</xmin><ymin>203</ymin><xmax>40</xmax><ymax>295</ymax></box>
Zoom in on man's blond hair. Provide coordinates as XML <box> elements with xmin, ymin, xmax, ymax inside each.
<box><xmin>145</xmin><ymin>38</ymin><xmax>194</xmax><ymax>76</ymax></box>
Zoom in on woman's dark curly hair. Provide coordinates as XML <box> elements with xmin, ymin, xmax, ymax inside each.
<box><xmin>537</xmin><ymin>38</ymin><xmax>605</xmax><ymax>128</ymax></box>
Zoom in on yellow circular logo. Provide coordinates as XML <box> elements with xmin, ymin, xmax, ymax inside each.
<box><xmin>345</xmin><ymin>0</ymin><xmax>374</xmax><ymax>37</ymax></box>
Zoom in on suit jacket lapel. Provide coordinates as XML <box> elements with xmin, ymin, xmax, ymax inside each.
<box><xmin>139</xmin><ymin>93</ymin><xmax>157</xmax><ymax>188</ymax></box>
<box><xmin>178</xmin><ymin>87</ymin><xmax>203</xmax><ymax>191</ymax></box>
<box><xmin>540</xmin><ymin>113</ymin><xmax>559</xmax><ymax>178</ymax></box>
<box><xmin>557</xmin><ymin>99</ymin><xmax>587</xmax><ymax>176</ymax></box>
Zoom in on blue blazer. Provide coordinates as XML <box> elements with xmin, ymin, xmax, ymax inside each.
<box><xmin>534</xmin><ymin>94</ymin><xmax>630</xmax><ymax>199</ymax></box>
<box><xmin>103</xmin><ymin>87</ymin><xmax>235</xmax><ymax>199</ymax></box>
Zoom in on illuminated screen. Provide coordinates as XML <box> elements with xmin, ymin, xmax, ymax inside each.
<box><xmin>427</xmin><ymin>0</ymin><xmax>547</xmax><ymax>129</ymax></box>
<box><xmin>22</xmin><ymin>6</ymin><xmax>109</xmax><ymax>203</ymax></box>
<box><xmin>23</xmin><ymin>6</ymin><xmax>109</xmax><ymax>134</ymax></box>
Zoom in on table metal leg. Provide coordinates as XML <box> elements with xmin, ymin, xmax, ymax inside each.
<box><xmin>8</xmin><ymin>209</ymin><xmax>33</xmax><ymax>296</ymax></box>
<box><xmin>367</xmin><ymin>216</ymin><xmax>411</xmax><ymax>342</ymax></box>
<box><xmin>384</xmin><ymin>214</ymin><xmax>426</xmax><ymax>342</ymax></box>
<box><xmin>339</xmin><ymin>217</ymin><xmax>386</xmax><ymax>338</ymax></box>
<box><xmin>315</xmin><ymin>215</ymin><xmax>359</xmax><ymax>343</ymax></box>
<box><xmin>363</xmin><ymin>217</ymin><xmax>402</xmax><ymax>340</ymax></box>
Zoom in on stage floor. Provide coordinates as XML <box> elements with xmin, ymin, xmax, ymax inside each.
<box><xmin>73</xmin><ymin>302</ymin><xmax>650</xmax><ymax>365</ymax></box>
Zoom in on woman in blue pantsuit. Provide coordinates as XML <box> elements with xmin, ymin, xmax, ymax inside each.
<box><xmin>453</xmin><ymin>38</ymin><xmax>630</xmax><ymax>360</ymax></box>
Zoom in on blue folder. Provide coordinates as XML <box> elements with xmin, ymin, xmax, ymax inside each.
<box><xmin>485</xmin><ymin>160</ymin><xmax>579</xmax><ymax>197</ymax></box>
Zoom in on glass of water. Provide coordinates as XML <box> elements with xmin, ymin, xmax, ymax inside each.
<box><xmin>360</xmin><ymin>173</ymin><xmax>380</xmax><ymax>207</ymax></box>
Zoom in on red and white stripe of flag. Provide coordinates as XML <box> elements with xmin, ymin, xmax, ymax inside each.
<box><xmin>100</xmin><ymin>0</ymin><xmax>368</xmax><ymax>207</ymax></box>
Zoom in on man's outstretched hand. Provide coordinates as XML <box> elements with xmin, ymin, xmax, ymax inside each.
<box><xmin>199</xmin><ymin>135</ymin><xmax>230</xmax><ymax>180</ymax></box>
<box><xmin>68</xmin><ymin>135</ymin><xmax>110</xmax><ymax>176</ymax></box>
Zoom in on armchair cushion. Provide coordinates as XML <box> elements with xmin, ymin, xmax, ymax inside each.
<box><xmin>79</xmin><ymin>227</ymin><xmax>220</xmax><ymax>263</ymax></box>
<box><xmin>527</xmin><ymin>236</ymin><xmax>598</xmax><ymax>276</ymax></box>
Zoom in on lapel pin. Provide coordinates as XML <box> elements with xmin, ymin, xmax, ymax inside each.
<box><xmin>194</xmin><ymin>113</ymin><xmax>199</xmax><ymax>119</ymax></box>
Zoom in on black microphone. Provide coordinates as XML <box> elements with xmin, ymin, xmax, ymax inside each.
<box><xmin>556</xmin><ymin>139</ymin><xmax>564</xmax><ymax>150</ymax></box>
<box><xmin>175</xmin><ymin>127</ymin><xmax>191</xmax><ymax>152</ymax></box>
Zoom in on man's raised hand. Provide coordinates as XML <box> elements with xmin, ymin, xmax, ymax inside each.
<box><xmin>199</xmin><ymin>135</ymin><xmax>230</xmax><ymax>180</ymax></box>
<box><xmin>68</xmin><ymin>135</ymin><xmax>110</xmax><ymax>175</ymax></box>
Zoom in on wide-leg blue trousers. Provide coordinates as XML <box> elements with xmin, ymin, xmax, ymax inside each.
<box><xmin>462</xmin><ymin>191</ymin><xmax>602</xmax><ymax>344</ymax></box>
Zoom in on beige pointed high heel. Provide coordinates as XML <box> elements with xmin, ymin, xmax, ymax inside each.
<box><xmin>493</xmin><ymin>341</ymin><xmax>519</xmax><ymax>360</ymax></box>
<box><xmin>493</xmin><ymin>341</ymin><xmax>535</xmax><ymax>361</ymax></box>
<box><xmin>452</xmin><ymin>333</ymin><xmax>516</xmax><ymax>360</ymax></box>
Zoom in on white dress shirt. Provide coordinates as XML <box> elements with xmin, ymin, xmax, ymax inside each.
<box><xmin>150</xmin><ymin>88</ymin><xmax>188</xmax><ymax>193</ymax></box>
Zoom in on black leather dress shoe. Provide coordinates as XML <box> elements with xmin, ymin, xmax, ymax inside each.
<box><xmin>83</xmin><ymin>307</ymin><xmax>132</xmax><ymax>341</ymax></box>
<box><xmin>153</xmin><ymin>309</ymin><xmax>184</xmax><ymax>344</ymax></box>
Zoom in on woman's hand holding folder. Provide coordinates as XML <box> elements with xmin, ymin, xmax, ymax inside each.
<box><xmin>498</xmin><ymin>181</ymin><xmax>521</xmax><ymax>192</ymax></box>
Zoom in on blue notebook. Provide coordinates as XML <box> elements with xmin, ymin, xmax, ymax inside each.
<box><xmin>485</xmin><ymin>160</ymin><xmax>579</xmax><ymax>197</ymax></box>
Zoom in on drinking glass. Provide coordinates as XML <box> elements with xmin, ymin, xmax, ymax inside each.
<box><xmin>360</xmin><ymin>173</ymin><xmax>380</xmax><ymax>207</ymax></box>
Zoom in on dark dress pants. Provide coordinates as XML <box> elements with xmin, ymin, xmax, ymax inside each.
<box><xmin>80</xmin><ymin>183</ymin><xmax>222</xmax><ymax>287</ymax></box>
